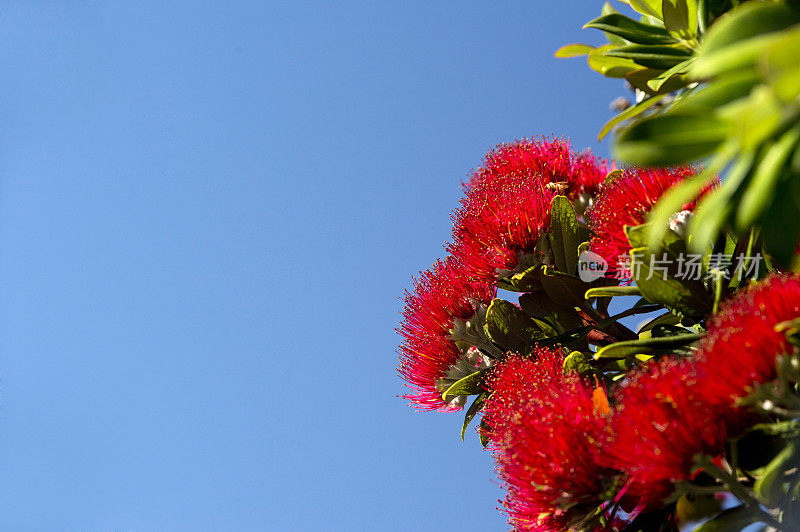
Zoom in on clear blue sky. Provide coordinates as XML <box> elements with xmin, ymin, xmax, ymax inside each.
<box><xmin>0</xmin><ymin>2</ymin><xmax>622</xmax><ymax>530</ymax></box>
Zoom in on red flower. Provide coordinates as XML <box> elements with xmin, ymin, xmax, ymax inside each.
<box><xmin>588</xmin><ymin>166</ymin><xmax>710</xmax><ymax>277</ymax></box>
<box><xmin>465</xmin><ymin>137</ymin><xmax>609</xmax><ymax>200</ymax></box>
<box><xmin>397</xmin><ymin>257</ymin><xmax>496</xmax><ymax>411</ymax></box>
<box><xmin>450</xmin><ymin>138</ymin><xmax>608</xmax><ymax>282</ymax></box>
<box><xmin>605</xmin><ymin>274</ymin><xmax>800</xmax><ymax>508</ymax></box>
<box><xmin>483</xmin><ymin>350</ymin><xmax>615</xmax><ymax>531</ymax></box>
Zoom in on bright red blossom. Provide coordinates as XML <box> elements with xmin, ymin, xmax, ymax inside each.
<box><xmin>483</xmin><ymin>349</ymin><xmax>615</xmax><ymax>531</ymax></box>
<box><xmin>397</xmin><ymin>257</ymin><xmax>496</xmax><ymax>411</ymax></box>
<box><xmin>450</xmin><ymin>138</ymin><xmax>609</xmax><ymax>283</ymax></box>
<box><xmin>605</xmin><ymin>274</ymin><xmax>800</xmax><ymax>508</ymax></box>
<box><xmin>588</xmin><ymin>166</ymin><xmax>710</xmax><ymax>276</ymax></box>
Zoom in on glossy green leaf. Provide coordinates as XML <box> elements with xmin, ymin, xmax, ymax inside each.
<box><xmin>605</xmin><ymin>44</ymin><xmax>692</xmax><ymax>69</ymax></box>
<box><xmin>441</xmin><ymin>369</ymin><xmax>487</xmax><ymax>401</ymax></box>
<box><xmin>460</xmin><ymin>393</ymin><xmax>485</xmax><ymax>441</ymax></box>
<box><xmin>584</xmin><ymin>285</ymin><xmax>641</xmax><ymax>298</ymax></box>
<box><xmin>497</xmin><ymin>264</ymin><xmax>543</xmax><ymax>293</ymax></box>
<box><xmin>614</xmin><ymin>112</ymin><xmax>730</xmax><ymax>166</ymax></box>
<box><xmin>519</xmin><ymin>291</ymin><xmax>583</xmax><ymax>335</ymax></box>
<box><xmin>662</xmin><ymin>0</ymin><xmax>698</xmax><ymax>38</ymax></box>
<box><xmin>627</xmin><ymin>224</ymin><xmax>712</xmax><ymax>316</ymax></box>
<box><xmin>627</xmin><ymin>0</ymin><xmax>664</xmax><ymax>20</ymax></box>
<box><xmin>588</xmin><ymin>44</ymin><xmax>640</xmax><ymax>78</ymax></box>
<box><xmin>548</xmin><ymin>196</ymin><xmax>580</xmax><ymax>274</ymax></box>
<box><xmin>584</xmin><ymin>13</ymin><xmax>676</xmax><ymax>44</ymax></box>
<box><xmin>672</xmin><ymin>69</ymin><xmax>760</xmax><ymax>112</ymax></box>
<box><xmin>554</xmin><ymin>43</ymin><xmax>596</xmax><ymax>58</ymax></box>
<box><xmin>647</xmin><ymin>57</ymin><xmax>694</xmax><ymax>91</ymax></box>
<box><xmin>538</xmin><ymin>266</ymin><xmax>589</xmax><ymax>306</ymax></box>
<box><xmin>484</xmin><ymin>298</ymin><xmax>554</xmax><ymax>354</ymax></box>
<box><xmin>594</xmin><ymin>332</ymin><xmax>702</xmax><ymax>359</ymax></box>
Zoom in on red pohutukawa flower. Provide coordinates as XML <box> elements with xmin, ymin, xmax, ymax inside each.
<box><xmin>450</xmin><ymin>138</ymin><xmax>609</xmax><ymax>282</ymax></box>
<box><xmin>465</xmin><ymin>137</ymin><xmax>609</xmax><ymax>200</ymax></box>
<box><xmin>588</xmin><ymin>166</ymin><xmax>711</xmax><ymax>277</ymax></box>
<box><xmin>397</xmin><ymin>257</ymin><xmax>496</xmax><ymax>411</ymax></box>
<box><xmin>605</xmin><ymin>274</ymin><xmax>800</xmax><ymax>508</ymax></box>
<box><xmin>483</xmin><ymin>349</ymin><xmax>615</xmax><ymax>531</ymax></box>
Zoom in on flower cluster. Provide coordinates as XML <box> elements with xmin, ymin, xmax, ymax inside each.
<box><xmin>397</xmin><ymin>134</ymin><xmax>800</xmax><ymax>530</ymax></box>
<box><xmin>483</xmin><ymin>349</ymin><xmax>615</xmax><ymax>531</ymax></box>
<box><xmin>606</xmin><ymin>274</ymin><xmax>800</xmax><ymax>507</ymax></box>
<box><xmin>398</xmin><ymin>137</ymin><xmax>609</xmax><ymax>411</ymax></box>
<box><xmin>588</xmin><ymin>166</ymin><xmax>712</xmax><ymax>277</ymax></box>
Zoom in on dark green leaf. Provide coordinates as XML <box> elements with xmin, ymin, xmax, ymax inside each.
<box><xmin>626</xmin><ymin>224</ymin><xmax>713</xmax><ymax>317</ymax></box>
<box><xmin>584</xmin><ymin>13</ymin><xmax>677</xmax><ymax>45</ymax></box>
<box><xmin>548</xmin><ymin>196</ymin><xmax>580</xmax><ymax>274</ymax></box>
<box><xmin>584</xmin><ymin>285</ymin><xmax>642</xmax><ymax>298</ymax></box>
<box><xmin>594</xmin><ymin>332</ymin><xmax>703</xmax><ymax>359</ymax></box>
<box><xmin>441</xmin><ymin>369</ymin><xmax>487</xmax><ymax>401</ymax></box>
<box><xmin>605</xmin><ymin>44</ymin><xmax>692</xmax><ymax>70</ymax></box>
<box><xmin>538</xmin><ymin>266</ymin><xmax>589</xmax><ymax>306</ymax></box>
<box><xmin>461</xmin><ymin>393</ymin><xmax>485</xmax><ymax>441</ymax></box>
<box><xmin>484</xmin><ymin>298</ymin><xmax>555</xmax><ymax>354</ymax></box>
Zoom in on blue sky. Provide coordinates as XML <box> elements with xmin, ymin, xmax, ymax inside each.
<box><xmin>0</xmin><ymin>2</ymin><xmax>622</xmax><ymax>530</ymax></box>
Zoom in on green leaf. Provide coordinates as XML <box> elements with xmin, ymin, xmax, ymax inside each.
<box><xmin>538</xmin><ymin>266</ymin><xmax>589</xmax><ymax>307</ymax></box>
<box><xmin>588</xmin><ymin>44</ymin><xmax>640</xmax><ymax>78</ymax></box>
<box><xmin>584</xmin><ymin>285</ymin><xmax>642</xmax><ymax>298</ymax></box>
<box><xmin>548</xmin><ymin>196</ymin><xmax>580</xmax><ymax>274</ymax></box>
<box><xmin>594</xmin><ymin>332</ymin><xmax>702</xmax><ymax>359</ymax></box>
<box><xmin>761</xmin><ymin>27</ymin><xmax>800</xmax><ymax>102</ymax></box>
<box><xmin>554</xmin><ymin>43</ymin><xmax>596</xmax><ymax>58</ymax></box>
<box><xmin>584</xmin><ymin>13</ymin><xmax>677</xmax><ymax>44</ymax></box>
<box><xmin>662</xmin><ymin>0</ymin><xmax>698</xmax><ymax>39</ymax></box>
<box><xmin>563</xmin><ymin>351</ymin><xmax>594</xmax><ymax>374</ymax></box>
<box><xmin>599</xmin><ymin>93</ymin><xmax>668</xmax><ymax>140</ymax></box>
<box><xmin>519</xmin><ymin>291</ymin><xmax>583</xmax><ymax>335</ymax></box>
<box><xmin>736</xmin><ymin>125</ymin><xmax>800</xmax><ymax>230</ymax></box>
<box><xmin>460</xmin><ymin>393</ymin><xmax>485</xmax><ymax>441</ymax></box>
<box><xmin>645</xmin><ymin>166</ymin><xmax>716</xmax><ymax>249</ymax></box>
<box><xmin>693</xmin><ymin>31</ymin><xmax>786</xmax><ymax>80</ymax></box>
<box><xmin>637</xmin><ymin>311</ymin><xmax>682</xmax><ymax>333</ymax></box>
<box><xmin>627</xmin><ymin>0</ymin><xmax>664</xmax><ymax>20</ymax></box>
<box><xmin>688</xmin><ymin>148</ymin><xmax>755</xmax><ymax>254</ymax></box>
<box><xmin>699</xmin><ymin>1</ymin><xmax>800</xmax><ymax>56</ymax></box>
<box><xmin>484</xmin><ymin>298</ymin><xmax>555</xmax><ymax>354</ymax></box>
<box><xmin>498</xmin><ymin>264</ymin><xmax>543</xmax><ymax>293</ymax></box>
<box><xmin>441</xmin><ymin>369</ymin><xmax>487</xmax><ymax>401</ymax></box>
<box><xmin>672</xmin><ymin>69</ymin><xmax>760</xmax><ymax>111</ymax></box>
<box><xmin>626</xmin><ymin>224</ymin><xmax>713</xmax><ymax>317</ymax></box>
<box><xmin>647</xmin><ymin>57</ymin><xmax>694</xmax><ymax>91</ymax></box>
<box><xmin>614</xmin><ymin>111</ymin><xmax>731</xmax><ymax>166</ymax></box>
<box><xmin>754</xmin><ymin>438</ymin><xmax>800</xmax><ymax>506</ymax></box>
<box><xmin>605</xmin><ymin>44</ymin><xmax>692</xmax><ymax>69</ymax></box>
<box><xmin>692</xmin><ymin>505</ymin><xmax>761</xmax><ymax>532</ymax></box>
